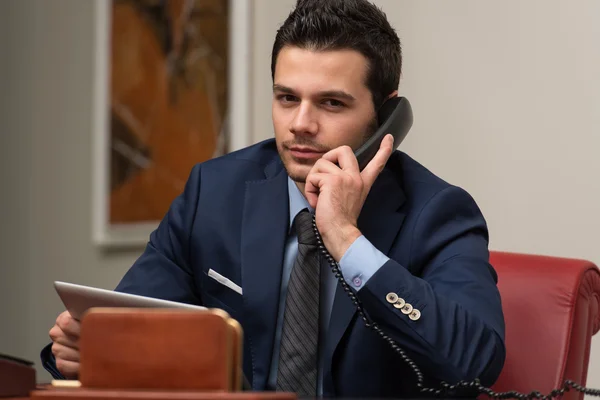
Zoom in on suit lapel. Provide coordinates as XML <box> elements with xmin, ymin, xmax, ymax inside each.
<box><xmin>323</xmin><ymin>166</ymin><xmax>406</xmax><ymax>393</ymax></box>
<box><xmin>241</xmin><ymin>160</ymin><xmax>289</xmax><ymax>390</ymax></box>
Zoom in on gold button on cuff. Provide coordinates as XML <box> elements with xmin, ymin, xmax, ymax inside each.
<box><xmin>386</xmin><ymin>293</ymin><xmax>399</xmax><ymax>304</ymax></box>
<box><xmin>409</xmin><ymin>309</ymin><xmax>421</xmax><ymax>321</ymax></box>
<box><xmin>401</xmin><ymin>303</ymin><xmax>413</xmax><ymax>314</ymax></box>
<box><xmin>393</xmin><ymin>297</ymin><xmax>406</xmax><ymax>309</ymax></box>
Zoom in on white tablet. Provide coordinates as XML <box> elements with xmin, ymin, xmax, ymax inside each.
<box><xmin>54</xmin><ymin>281</ymin><xmax>207</xmax><ymax>320</ymax></box>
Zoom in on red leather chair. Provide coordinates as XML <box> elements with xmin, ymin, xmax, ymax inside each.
<box><xmin>490</xmin><ymin>251</ymin><xmax>600</xmax><ymax>399</ymax></box>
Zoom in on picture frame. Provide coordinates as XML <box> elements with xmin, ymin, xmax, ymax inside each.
<box><xmin>92</xmin><ymin>0</ymin><xmax>252</xmax><ymax>248</ymax></box>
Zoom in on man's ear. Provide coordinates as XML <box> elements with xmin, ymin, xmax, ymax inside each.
<box><xmin>375</xmin><ymin>90</ymin><xmax>399</xmax><ymax>112</ymax></box>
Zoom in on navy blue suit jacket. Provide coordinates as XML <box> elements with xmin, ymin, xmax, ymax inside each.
<box><xmin>44</xmin><ymin>139</ymin><xmax>506</xmax><ymax>397</ymax></box>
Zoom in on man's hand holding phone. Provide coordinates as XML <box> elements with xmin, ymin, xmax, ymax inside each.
<box><xmin>304</xmin><ymin>133</ymin><xmax>395</xmax><ymax>262</ymax></box>
<box><xmin>48</xmin><ymin>311</ymin><xmax>81</xmax><ymax>379</ymax></box>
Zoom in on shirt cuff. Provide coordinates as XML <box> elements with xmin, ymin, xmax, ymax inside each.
<box><xmin>40</xmin><ymin>342</ymin><xmax>66</xmax><ymax>380</ymax></box>
<box><xmin>338</xmin><ymin>235</ymin><xmax>389</xmax><ymax>291</ymax></box>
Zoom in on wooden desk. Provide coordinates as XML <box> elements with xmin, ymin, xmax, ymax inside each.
<box><xmin>30</xmin><ymin>388</ymin><xmax>296</xmax><ymax>400</ymax></box>
<box><xmin>5</xmin><ymin>385</ymin><xmax>296</xmax><ymax>400</ymax></box>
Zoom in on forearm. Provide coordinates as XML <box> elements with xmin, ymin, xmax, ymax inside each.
<box><xmin>355</xmin><ymin>258</ymin><xmax>505</xmax><ymax>386</ymax></box>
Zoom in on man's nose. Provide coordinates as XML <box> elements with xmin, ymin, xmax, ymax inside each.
<box><xmin>290</xmin><ymin>102</ymin><xmax>318</xmax><ymax>136</ymax></box>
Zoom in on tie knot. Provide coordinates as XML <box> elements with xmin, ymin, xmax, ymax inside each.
<box><xmin>294</xmin><ymin>209</ymin><xmax>317</xmax><ymax>246</ymax></box>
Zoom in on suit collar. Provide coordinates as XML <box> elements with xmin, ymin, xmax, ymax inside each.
<box><xmin>264</xmin><ymin>156</ymin><xmax>284</xmax><ymax>179</ymax></box>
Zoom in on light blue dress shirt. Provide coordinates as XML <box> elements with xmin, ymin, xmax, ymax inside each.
<box><xmin>267</xmin><ymin>177</ymin><xmax>390</xmax><ymax>395</ymax></box>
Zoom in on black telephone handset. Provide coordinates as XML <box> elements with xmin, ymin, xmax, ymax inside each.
<box><xmin>354</xmin><ymin>96</ymin><xmax>413</xmax><ymax>170</ymax></box>
<box><xmin>312</xmin><ymin>96</ymin><xmax>600</xmax><ymax>399</ymax></box>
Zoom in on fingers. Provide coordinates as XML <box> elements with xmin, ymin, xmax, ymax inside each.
<box><xmin>306</xmin><ymin>151</ymin><xmax>350</xmax><ymax>208</ymax></box>
<box><xmin>320</xmin><ymin>146</ymin><xmax>360</xmax><ymax>174</ymax></box>
<box><xmin>311</xmin><ymin>157</ymin><xmax>343</xmax><ymax>175</ymax></box>
<box><xmin>304</xmin><ymin>172</ymin><xmax>328</xmax><ymax>209</ymax></box>
<box><xmin>49</xmin><ymin>311</ymin><xmax>80</xmax><ymax>350</ymax></box>
<box><xmin>49</xmin><ymin>311</ymin><xmax>81</xmax><ymax>379</ymax></box>
<box><xmin>55</xmin><ymin>357</ymin><xmax>80</xmax><ymax>379</ymax></box>
<box><xmin>306</xmin><ymin>146</ymin><xmax>363</xmax><ymax>208</ymax></box>
<box><xmin>51</xmin><ymin>330</ymin><xmax>80</xmax><ymax>350</ymax></box>
<box><xmin>51</xmin><ymin>342</ymin><xmax>80</xmax><ymax>362</ymax></box>
<box><xmin>360</xmin><ymin>134</ymin><xmax>394</xmax><ymax>187</ymax></box>
<box><xmin>56</xmin><ymin>311</ymin><xmax>81</xmax><ymax>338</ymax></box>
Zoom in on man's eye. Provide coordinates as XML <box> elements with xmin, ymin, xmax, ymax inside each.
<box><xmin>323</xmin><ymin>99</ymin><xmax>345</xmax><ymax>108</ymax></box>
<box><xmin>278</xmin><ymin>94</ymin><xmax>298</xmax><ymax>103</ymax></box>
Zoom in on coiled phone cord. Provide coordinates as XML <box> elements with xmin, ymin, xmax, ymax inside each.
<box><xmin>311</xmin><ymin>214</ymin><xmax>600</xmax><ymax>399</ymax></box>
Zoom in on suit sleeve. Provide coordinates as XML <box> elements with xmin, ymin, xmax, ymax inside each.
<box><xmin>113</xmin><ymin>164</ymin><xmax>202</xmax><ymax>304</ymax></box>
<box><xmin>355</xmin><ymin>186</ymin><xmax>506</xmax><ymax>387</ymax></box>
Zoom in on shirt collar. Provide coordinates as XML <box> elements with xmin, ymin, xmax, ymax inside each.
<box><xmin>287</xmin><ymin>176</ymin><xmax>314</xmax><ymax>232</ymax></box>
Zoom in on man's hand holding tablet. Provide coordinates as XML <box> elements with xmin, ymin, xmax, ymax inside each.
<box><xmin>49</xmin><ymin>281</ymin><xmax>207</xmax><ymax>378</ymax></box>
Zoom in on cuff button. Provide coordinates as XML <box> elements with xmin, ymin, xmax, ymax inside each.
<box><xmin>409</xmin><ymin>309</ymin><xmax>421</xmax><ymax>321</ymax></box>
<box><xmin>386</xmin><ymin>293</ymin><xmax>399</xmax><ymax>304</ymax></box>
<box><xmin>400</xmin><ymin>303</ymin><xmax>413</xmax><ymax>315</ymax></box>
<box><xmin>393</xmin><ymin>297</ymin><xmax>406</xmax><ymax>309</ymax></box>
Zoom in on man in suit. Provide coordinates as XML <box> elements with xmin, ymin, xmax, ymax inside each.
<box><xmin>44</xmin><ymin>0</ymin><xmax>506</xmax><ymax>397</ymax></box>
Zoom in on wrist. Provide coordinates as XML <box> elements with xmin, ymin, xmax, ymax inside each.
<box><xmin>322</xmin><ymin>225</ymin><xmax>362</xmax><ymax>262</ymax></box>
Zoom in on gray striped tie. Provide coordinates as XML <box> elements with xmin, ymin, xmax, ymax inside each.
<box><xmin>276</xmin><ymin>209</ymin><xmax>320</xmax><ymax>396</ymax></box>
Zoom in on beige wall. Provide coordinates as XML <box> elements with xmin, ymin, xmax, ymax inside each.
<box><xmin>0</xmin><ymin>0</ymin><xmax>598</xmax><ymax>391</ymax></box>
<box><xmin>0</xmin><ymin>0</ymin><xmax>138</xmax><ymax>373</ymax></box>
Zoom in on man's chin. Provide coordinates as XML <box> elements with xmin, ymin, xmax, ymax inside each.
<box><xmin>278</xmin><ymin>150</ymin><xmax>315</xmax><ymax>182</ymax></box>
<box><xmin>284</xmin><ymin>165</ymin><xmax>309</xmax><ymax>183</ymax></box>
<box><xmin>288</xmin><ymin>173</ymin><xmax>306</xmax><ymax>183</ymax></box>
<box><xmin>282</xmin><ymin>162</ymin><xmax>310</xmax><ymax>183</ymax></box>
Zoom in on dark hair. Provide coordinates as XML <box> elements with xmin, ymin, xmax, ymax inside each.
<box><xmin>271</xmin><ymin>0</ymin><xmax>402</xmax><ymax>109</ymax></box>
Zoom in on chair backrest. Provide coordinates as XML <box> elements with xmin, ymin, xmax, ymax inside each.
<box><xmin>490</xmin><ymin>251</ymin><xmax>600</xmax><ymax>400</ymax></box>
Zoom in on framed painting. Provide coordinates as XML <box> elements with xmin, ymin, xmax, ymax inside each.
<box><xmin>92</xmin><ymin>0</ymin><xmax>251</xmax><ymax>247</ymax></box>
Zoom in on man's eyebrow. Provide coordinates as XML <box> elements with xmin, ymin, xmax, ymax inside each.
<box><xmin>318</xmin><ymin>90</ymin><xmax>356</xmax><ymax>102</ymax></box>
<box><xmin>273</xmin><ymin>84</ymin><xmax>356</xmax><ymax>102</ymax></box>
<box><xmin>273</xmin><ymin>84</ymin><xmax>295</xmax><ymax>94</ymax></box>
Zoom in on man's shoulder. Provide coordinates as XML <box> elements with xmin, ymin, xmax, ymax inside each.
<box><xmin>195</xmin><ymin>138</ymin><xmax>282</xmax><ymax>180</ymax></box>
<box><xmin>387</xmin><ymin>151</ymin><xmax>489</xmax><ymax>245</ymax></box>
<box><xmin>390</xmin><ymin>150</ymin><xmax>477</xmax><ymax>206</ymax></box>
<box><xmin>204</xmin><ymin>138</ymin><xmax>279</xmax><ymax>168</ymax></box>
